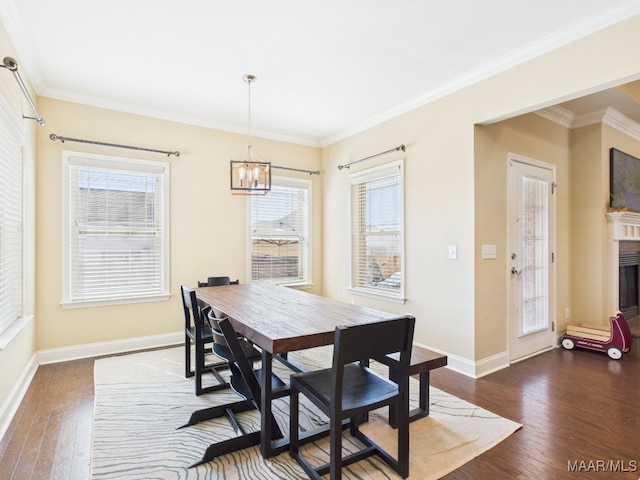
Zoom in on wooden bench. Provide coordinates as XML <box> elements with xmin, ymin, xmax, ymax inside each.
<box><xmin>376</xmin><ymin>345</ymin><xmax>448</xmax><ymax>427</ymax></box>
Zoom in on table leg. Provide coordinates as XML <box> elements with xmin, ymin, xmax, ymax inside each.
<box><xmin>389</xmin><ymin>370</ymin><xmax>431</xmax><ymax>428</ymax></box>
<box><xmin>261</xmin><ymin>350</ymin><xmax>274</xmax><ymax>458</ymax></box>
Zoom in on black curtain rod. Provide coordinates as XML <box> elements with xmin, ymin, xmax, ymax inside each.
<box><xmin>49</xmin><ymin>133</ymin><xmax>181</xmax><ymax>157</ymax></box>
<box><xmin>273</xmin><ymin>165</ymin><xmax>320</xmax><ymax>175</ymax></box>
<box><xmin>337</xmin><ymin>144</ymin><xmax>405</xmax><ymax>170</ymax></box>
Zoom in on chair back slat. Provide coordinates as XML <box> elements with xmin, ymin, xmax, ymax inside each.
<box><xmin>334</xmin><ymin>316</ymin><xmax>415</xmax><ymax>367</ymax></box>
<box><xmin>181</xmin><ymin>284</ymin><xmax>195</xmax><ymax>328</ymax></box>
<box><xmin>198</xmin><ymin>276</ymin><xmax>236</xmax><ymax>287</ymax></box>
<box><xmin>181</xmin><ymin>285</ymin><xmax>210</xmax><ymax>335</ymax></box>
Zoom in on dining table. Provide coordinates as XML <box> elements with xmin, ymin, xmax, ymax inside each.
<box><xmin>194</xmin><ymin>282</ymin><xmax>399</xmax><ymax>462</ymax></box>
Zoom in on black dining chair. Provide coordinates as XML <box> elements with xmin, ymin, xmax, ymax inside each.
<box><xmin>197</xmin><ymin>276</ymin><xmax>240</xmax><ymax>287</ymax></box>
<box><xmin>207</xmin><ymin>309</ymin><xmax>261</xmax><ymax>365</ymax></box>
<box><xmin>180</xmin><ymin>285</ymin><xmax>230</xmax><ymax>396</ymax></box>
<box><xmin>197</xmin><ymin>276</ymin><xmax>261</xmax><ymax>364</ymax></box>
<box><xmin>183</xmin><ymin>317</ymin><xmax>290</xmax><ymax>467</ymax></box>
<box><xmin>289</xmin><ymin>315</ymin><xmax>415</xmax><ymax>480</ymax></box>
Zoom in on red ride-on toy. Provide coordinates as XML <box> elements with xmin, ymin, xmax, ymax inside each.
<box><xmin>560</xmin><ymin>311</ymin><xmax>633</xmax><ymax>360</ymax></box>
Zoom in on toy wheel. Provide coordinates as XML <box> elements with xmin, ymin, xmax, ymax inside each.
<box><xmin>607</xmin><ymin>347</ymin><xmax>622</xmax><ymax>360</ymax></box>
<box><xmin>561</xmin><ymin>337</ymin><xmax>575</xmax><ymax>350</ymax></box>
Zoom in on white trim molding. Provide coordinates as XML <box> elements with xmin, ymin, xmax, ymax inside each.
<box><xmin>0</xmin><ymin>353</ymin><xmax>37</xmax><ymax>441</ymax></box>
<box><xmin>36</xmin><ymin>331</ymin><xmax>182</xmax><ymax>365</ymax></box>
<box><xmin>538</xmin><ymin>106</ymin><xmax>640</xmax><ymax>142</ymax></box>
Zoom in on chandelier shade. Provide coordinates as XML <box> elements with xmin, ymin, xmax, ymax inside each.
<box><xmin>230</xmin><ymin>149</ymin><xmax>271</xmax><ymax>194</ymax></box>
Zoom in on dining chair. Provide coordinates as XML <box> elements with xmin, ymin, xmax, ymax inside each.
<box><xmin>197</xmin><ymin>276</ymin><xmax>240</xmax><ymax>287</ymax></box>
<box><xmin>180</xmin><ymin>285</ymin><xmax>230</xmax><ymax>396</ymax></box>
<box><xmin>183</xmin><ymin>317</ymin><xmax>290</xmax><ymax>467</ymax></box>
<box><xmin>197</xmin><ymin>277</ymin><xmax>261</xmax><ymax>364</ymax></box>
<box><xmin>217</xmin><ymin>317</ymin><xmax>290</xmax><ymax>404</ymax></box>
<box><xmin>207</xmin><ymin>309</ymin><xmax>261</xmax><ymax>365</ymax></box>
<box><xmin>289</xmin><ymin>315</ymin><xmax>415</xmax><ymax>480</ymax></box>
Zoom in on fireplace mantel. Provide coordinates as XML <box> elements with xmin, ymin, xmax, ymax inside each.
<box><xmin>606</xmin><ymin>212</ymin><xmax>640</xmax><ymax>241</ymax></box>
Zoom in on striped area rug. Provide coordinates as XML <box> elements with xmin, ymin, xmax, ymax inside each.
<box><xmin>91</xmin><ymin>347</ymin><xmax>521</xmax><ymax>479</ymax></box>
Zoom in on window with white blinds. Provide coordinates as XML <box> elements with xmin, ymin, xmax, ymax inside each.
<box><xmin>62</xmin><ymin>151</ymin><xmax>170</xmax><ymax>307</ymax></box>
<box><xmin>249</xmin><ymin>177</ymin><xmax>311</xmax><ymax>285</ymax></box>
<box><xmin>0</xmin><ymin>107</ymin><xmax>24</xmax><ymax>335</ymax></box>
<box><xmin>349</xmin><ymin>160</ymin><xmax>404</xmax><ymax>301</ymax></box>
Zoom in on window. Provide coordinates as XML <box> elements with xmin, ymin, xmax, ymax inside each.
<box><xmin>0</xmin><ymin>104</ymin><xmax>24</xmax><ymax>336</ymax></box>
<box><xmin>349</xmin><ymin>160</ymin><xmax>404</xmax><ymax>301</ymax></box>
<box><xmin>62</xmin><ymin>151</ymin><xmax>170</xmax><ymax>307</ymax></box>
<box><xmin>249</xmin><ymin>177</ymin><xmax>311</xmax><ymax>286</ymax></box>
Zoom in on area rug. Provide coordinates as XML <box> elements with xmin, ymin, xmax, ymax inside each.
<box><xmin>91</xmin><ymin>347</ymin><xmax>521</xmax><ymax>479</ymax></box>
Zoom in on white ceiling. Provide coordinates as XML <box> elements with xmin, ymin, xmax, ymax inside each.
<box><xmin>1</xmin><ymin>0</ymin><xmax>639</xmax><ymax>146</ymax></box>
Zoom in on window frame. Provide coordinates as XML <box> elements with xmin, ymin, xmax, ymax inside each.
<box><xmin>347</xmin><ymin>159</ymin><xmax>405</xmax><ymax>303</ymax></box>
<box><xmin>0</xmin><ymin>95</ymin><xmax>25</xmax><ymax>339</ymax></box>
<box><xmin>247</xmin><ymin>175</ymin><xmax>312</xmax><ymax>287</ymax></box>
<box><xmin>61</xmin><ymin>150</ymin><xmax>170</xmax><ymax>308</ymax></box>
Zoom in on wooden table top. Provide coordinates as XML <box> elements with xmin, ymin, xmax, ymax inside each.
<box><xmin>196</xmin><ymin>283</ymin><xmax>397</xmax><ymax>354</ymax></box>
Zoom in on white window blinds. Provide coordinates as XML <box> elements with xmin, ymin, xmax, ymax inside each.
<box><xmin>249</xmin><ymin>177</ymin><xmax>311</xmax><ymax>285</ymax></box>
<box><xmin>63</xmin><ymin>152</ymin><xmax>169</xmax><ymax>306</ymax></box>
<box><xmin>0</xmin><ymin>109</ymin><xmax>23</xmax><ymax>335</ymax></box>
<box><xmin>349</xmin><ymin>160</ymin><xmax>404</xmax><ymax>301</ymax></box>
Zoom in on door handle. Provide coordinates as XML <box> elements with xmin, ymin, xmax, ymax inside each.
<box><xmin>511</xmin><ymin>267</ymin><xmax>522</xmax><ymax>275</ymax></box>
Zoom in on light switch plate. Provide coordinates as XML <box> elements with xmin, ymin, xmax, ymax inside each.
<box><xmin>448</xmin><ymin>245</ymin><xmax>457</xmax><ymax>259</ymax></box>
<box><xmin>482</xmin><ymin>244</ymin><xmax>497</xmax><ymax>259</ymax></box>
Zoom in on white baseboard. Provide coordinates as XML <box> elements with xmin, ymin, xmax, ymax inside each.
<box><xmin>474</xmin><ymin>351</ymin><xmax>510</xmax><ymax>378</ymax></box>
<box><xmin>1</xmin><ymin>331</ymin><xmax>183</xmax><ymax>440</ymax></box>
<box><xmin>0</xmin><ymin>353</ymin><xmax>38</xmax><ymax>442</ymax></box>
<box><xmin>413</xmin><ymin>341</ymin><xmax>510</xmax><ymax>379</ymax></box>
<box><xmin>36</xmin><ymin>331</ymin><xmax>183</xmax><ymax>365</ymax></box>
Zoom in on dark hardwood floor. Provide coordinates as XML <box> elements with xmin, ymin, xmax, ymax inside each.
<box><xmin>1</xmin><ymin>342</ymin><xmax>638</xmax><ymax>479</ymax></box>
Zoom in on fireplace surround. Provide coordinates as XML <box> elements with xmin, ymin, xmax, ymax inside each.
<box><xmin>606</xmin><ymin>212</ymin><xmax>640</xmax><ymax>321</ymax></box>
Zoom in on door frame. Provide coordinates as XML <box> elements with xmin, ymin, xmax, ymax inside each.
<box><xmin>506</xmin><ymin>153</ymin><xmax>557</xmax><ymax>363</ymax></box>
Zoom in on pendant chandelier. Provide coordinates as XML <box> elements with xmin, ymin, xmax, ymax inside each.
<box><xmin>230</xmin><ymin>74</ymin><xmax>271</xmax><ymax>195</ymax></box>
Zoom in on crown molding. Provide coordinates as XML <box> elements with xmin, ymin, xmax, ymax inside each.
<box><xmin>536</xmin><ymin>104</ymin><xmax>640</xmax><ymax>142</ymax></box>
<box><xmin>574</xmin><ymin>107</ymin><xmax>640</xmax><ymax>141</ymax></box>
<box><xmin>535</xmin><ymin>106</ymin><xmax>575</xmax><ymax>128</ymax></box>
<box><xmin>601</xmin><ymin>107</ymin><xmax>640</xmax><ymax>140</ymax></box>
<box><xmin>39</xmin><ymin>88</ymin><xmax>322</xmax><ymax>148</ymax></box>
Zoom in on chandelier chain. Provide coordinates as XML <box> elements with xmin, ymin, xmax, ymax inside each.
<box><xmin>247</xmin><ymin>76</ymin><xmax>253</xmax><ymax>148</ymax></box>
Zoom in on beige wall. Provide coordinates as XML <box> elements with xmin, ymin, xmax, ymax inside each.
<box><xmin>321</xmin><ymin>14</ymin><xmax>640</xmax><ymax>373</ymax></box>
<box><xmin>322</xmin><ymin>93</ymin><xmax>477</xmax><ymax>363</ymax></box>
<box><xmin>571</xmin><ymin>121</ymin><xmax>640</xmax><ymax>323</ymax></box>
<box><xmin>323</xmin><ymin>92</ymin><xmax>511</xmax><ymax>364</ymax></box>
<box><xmin>474</xmin><ymin>113</ymin><xmax>571</xmax><ymax>359</ymax></box>
<box><xmin>570</xmin><ymin>124</ymin><xmax>606</xmax><ymax>323</ymax></box>
<box><xmin>35</xmin><ymin>98</ymin><xmax>322</xmax><ymax>350</ymax></box>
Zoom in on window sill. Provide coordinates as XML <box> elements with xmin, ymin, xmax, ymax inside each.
<box><xmin>0</xmin><ymin>315</ymin><xmax>34</xmax><ymax>351</ymax></box>
<box><xmin>61</xmin><ymin>293</ymin><xmax>171</xmax><ymax>309</ymax></box>
<box><xmin>346</xmin><ymin>287</ymin><xmax>406</xmax><ymax>304</ymax></box>
<box><xmin>251</xmin><ymin>280</ymin><xmax>313</xmax><ymax>289</ymax></box>
<box><xmin>283</xmin><ymin>282</ymin><xmax>314</xmax><ymax>290</ymax></box>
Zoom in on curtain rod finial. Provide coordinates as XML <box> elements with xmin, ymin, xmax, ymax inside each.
<box><xmin>2</xmin><ymin>56</ymin><xmax>17</xmax><ymax>71</ymax></box>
